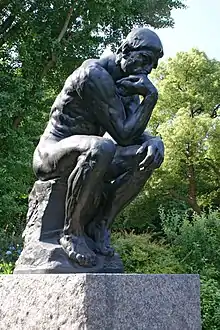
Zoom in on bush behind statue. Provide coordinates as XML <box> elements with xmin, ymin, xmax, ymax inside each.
<box><xmin>160</xmin><ymin>208</ymin><xmax>220</xmax><ymax>330</ymax></box>
<box><xmin>160</xmin><ymin>208</ymin><xmax>220</xmax><ymax>278</ymax></box>
<box><xmin>112</xmin><ymin>231</ymin><xmax>185</xmax><ymax>274</ymax></box>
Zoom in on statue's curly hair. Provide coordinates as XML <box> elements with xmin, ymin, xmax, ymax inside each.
<box><xmin>116</xmin><ymin>28</ymin><xmax>163</xmax><ymax>64</ymax></box>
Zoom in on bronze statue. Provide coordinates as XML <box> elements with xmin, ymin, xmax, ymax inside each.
<box><xmin>15</xmin><ymin>28</ymin><xmax>164</xmax><ymax>273</ymax></box>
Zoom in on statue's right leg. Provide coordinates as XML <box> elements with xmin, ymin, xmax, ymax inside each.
<box><xmin>33</xmin><ymin>135</ymin><xmax>116</xmax><ymax>266</ymax></box>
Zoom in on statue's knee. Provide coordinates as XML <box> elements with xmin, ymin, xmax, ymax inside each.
<box><xmin>91</xmin><ymin>138</ymin><xmax>116</xmax><ymax>162</ymax></box>
<box><xmin>101</xmin><ymin>139</ymin><xmax>116</xmax><ymax>156</ymax></box>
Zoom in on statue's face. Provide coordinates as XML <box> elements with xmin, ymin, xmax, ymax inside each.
<box><xmin>120</xmin><ymin>48</ymin><xmax>159</xmax><ymax>75</ymax></box>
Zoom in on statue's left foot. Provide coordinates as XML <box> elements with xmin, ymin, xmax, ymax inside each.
<box><xmin>86</xmin><ymin>220</ymin><xmax>115</xmax><ymax>256</ymax></box>
<box><xmin>95</xmin><ymin>242</ymin><xmax>115</xmax><ymax>256</ymax></box>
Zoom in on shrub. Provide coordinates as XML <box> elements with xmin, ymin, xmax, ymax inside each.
<box><xmin>0</xmin><ymin>230</ymin><xmax>22</xmax><ymax>274</ymax></box>
<box><xmin>160</xmin><ymin>209</ymin><xmax>220</xmax><ymax>278</ymax></box>
<box><xmin>112</xmin><ymin>231</ymin><xmax>185</xmax><ymax>274</ymax></box>
<box><xmin>114</xmin><ymin>191</ymin><xmax>163</xmax><ymax>233</ymax></box>
<box><xmin>160</xmin><ymin>209</ymin><xmax>220</xmax><ymax>329</ymax></box>
<box><xmin>201</xmin><ymin>277</ymin><xmax>220</xmax><ymax>330</ymax></box>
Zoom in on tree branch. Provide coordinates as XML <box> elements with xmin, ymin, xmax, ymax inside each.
<box><xmin>0</xmin><ymin>21</ymin><xmax>21</xmax><ymax>47</ymax></box>
<box><xmin>0</xmin><ymin>0</ymin><xmax>10</xmax><ymax>12</ymax></box>
<box><xmin>0</xmin><ymin>3</ymin><xmax>38</xmax><ymax>47</ymax></box>
<box><xmin>41</xmin><ymin>7</ymin><xmax>74</xmax><ymax>78</ymax></box>
<box><xmin>0</xmin><ymin>14</ymin><xmax>15</xmax><ymax>35</ymax></box>
<box><xmin>41</xmin><ymin>53</ymin><xmax>57</xmax><ymax>80</ymax></box>
<box><xmin>177</xmin><ymin>82</ymin><xmax>185</xmax><ymax>92</ymax></box>
<box><xmin>169</xmin><ymin>188</ymin><xmax>201</xmax><ymax>214</ymax></box>
<box><xmin>210</xmin><ymin>103</ymin><xmax>220</xmax><ymax>118</ymax></box>
<box><xmin>57</xmin><ymin>7</ymin><xmax>73</xmax><ymax>42</ymax></box>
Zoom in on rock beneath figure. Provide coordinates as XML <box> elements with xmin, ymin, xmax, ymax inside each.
<box><xmin>14</xmin><ymin>179</ymin><xmax>123</xmax><ymax>274</ymax></box>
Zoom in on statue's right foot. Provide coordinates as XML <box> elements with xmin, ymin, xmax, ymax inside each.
<box><xmin>60</xmin><ymin>235</ymin><xmax>96</xmax><ymax>267</ymax></box>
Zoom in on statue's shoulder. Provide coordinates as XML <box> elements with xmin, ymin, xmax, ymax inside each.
<box><xmin>61</xmin><ymin>60</ymin><xmax>101</xmax><ymax>91</ymax></box>
<box><xmin>79</xmin><ymin>59</ymin><xmax>100</xmax><ymax>72</ymax></box>
<box><xmin>65</xmin><ymin>58</ymin><xmax>113</xmax><ymax>95</ymax></box>
<box><xmin>79</xmin><ymin>58</ymin><xmax>110</xmax><ymax>79</ymax></box>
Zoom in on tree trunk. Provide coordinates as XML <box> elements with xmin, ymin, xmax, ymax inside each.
<box><xmin>169</xmin><ymin>143</ymin><xmax>201</xmax><ymax>214</ymax></box>
<box><xmin>187</xmin><ymin>165</ymin><xmax>201</xmax><ymax>214</ymax></box>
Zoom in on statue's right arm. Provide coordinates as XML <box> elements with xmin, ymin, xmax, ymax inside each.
<box><xmin>80</xmin><ymin>63</ymin><xmax>158</xmax><ymax>147</ymax></box>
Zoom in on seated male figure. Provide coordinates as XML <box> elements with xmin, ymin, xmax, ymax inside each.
<box><xmin>33</xmin><ymin>28</ymin><xmax>164</xmax><ymax>266</ymax></box>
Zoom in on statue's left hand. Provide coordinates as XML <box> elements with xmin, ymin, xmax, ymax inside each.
<box><xmin>136</xmin><ymin>137</ymin><xmax>164</xmax><ymax>170</ymax></box>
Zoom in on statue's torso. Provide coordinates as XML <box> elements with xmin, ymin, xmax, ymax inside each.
<box><xmin>41</xmin><ymin>58</ymin><xmax>139</xmax><ymax>142</ymax></box>
<box><xmin>43</xmin><ymin>65</ymin><xmax>105</xmax><ymax>140</ymax></box>
<box><xmin>48</xmin><ymin>91</ymin><xmax>103</xmax><ymax>139</ymax></box>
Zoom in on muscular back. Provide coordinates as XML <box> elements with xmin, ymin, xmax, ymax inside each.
<box><xmin>43</xmin><ymin>60</ymin><xmax>108</xmax><ymax>140</ymax></box>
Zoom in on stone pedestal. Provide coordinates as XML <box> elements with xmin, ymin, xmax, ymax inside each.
<box><xmin>14</xmin><ymin>179</ymin><xmax>123</xmax><ymax>274</ymax></box>
<box><xmin>0</xmin><ymin>274</ymin><xmax>201</xmax><ymax>330</ymax></box>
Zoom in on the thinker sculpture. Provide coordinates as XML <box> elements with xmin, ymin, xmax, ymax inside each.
<box><xmin>15</xmin><ymin>28</ymin><xmax>164</xmax><ymax>273</ymax></box>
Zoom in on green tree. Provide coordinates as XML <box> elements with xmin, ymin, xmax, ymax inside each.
<box><xmin>0</xmin><ymin>0</ymin><xmax>185</xmax><ymax>87</ymax></box>
<box><xmin>0</xmin><ymin>0</ymin><xmax>185</xmax><ymax>233</ymax></box>
<box><xmin>147</xmin><ymin>49</ymin><xmax>220</xmax><ymax>214</ymax></box>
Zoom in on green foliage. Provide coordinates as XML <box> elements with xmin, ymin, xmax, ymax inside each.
<box><xmin>112</xmin><ymin>231</ymin><xmax>185</xmax><ymax>274</ymax></box>
<box><xmin>159</xmin><ymin>209</ymin><xmax>220</xmax><ymax>328</ymax></box>
<box><xmin>162</xmin><ymin>210</ymin><xmax>220</xmax><ymax>278</ymax></box>
<box><xmin>0</xmin><ymin>0</ymin><xmax>185</xmax><ymax>235</ymax></box>
<box><xmin>148</xmin><ymin>49</ymin><xmax>220</xmax><ymax>213</ymax></box>
<box><xmin>0</xmin><ymin>230</ymin><xmax>22</xmax><ymax>274</ymax></box>
<box><xmin>114</xmin><ymin>190</ymin><xmax>163</xmax><ymax>233</ymax></box>
<box><xmin>159</xmin><ymin>206</ymin><xmax>185</xmax><ymax>242</ymax></box>
<box><xmin>0</xmin><ymin>262</ymin><xmax>14</xmax><ymax>274</ymax></box>
<box><xmin>114</xmin><ymin>180</ymin><xmax>188</xmax><ymax>234</ymax></box>
<box><xmin>201</xmin><ymin>278</ymin><xmax>220</xmax><ymax>330</ymax></box>
<box><xmin>0</xmin><ymin>0</ymin><xmax>185</xmax><ymax>86</ymax></box>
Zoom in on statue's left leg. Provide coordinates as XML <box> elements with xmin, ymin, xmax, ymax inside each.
<box><xmin>86</xmin><ymin>144</ymin><xmax>154</xmax><ymax>255</ymax></box>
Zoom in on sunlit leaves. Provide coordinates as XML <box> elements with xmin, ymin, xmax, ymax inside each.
<box><xmin>148</xmin><ymin>49</ymin><xmax>220</xmax><ymax>210</ymax></box>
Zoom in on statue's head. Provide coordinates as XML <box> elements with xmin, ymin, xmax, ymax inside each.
<box><xmin>116</xmin><ymin>28</ymin><xmax>163</xmax><ymax>75</ymax></box>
